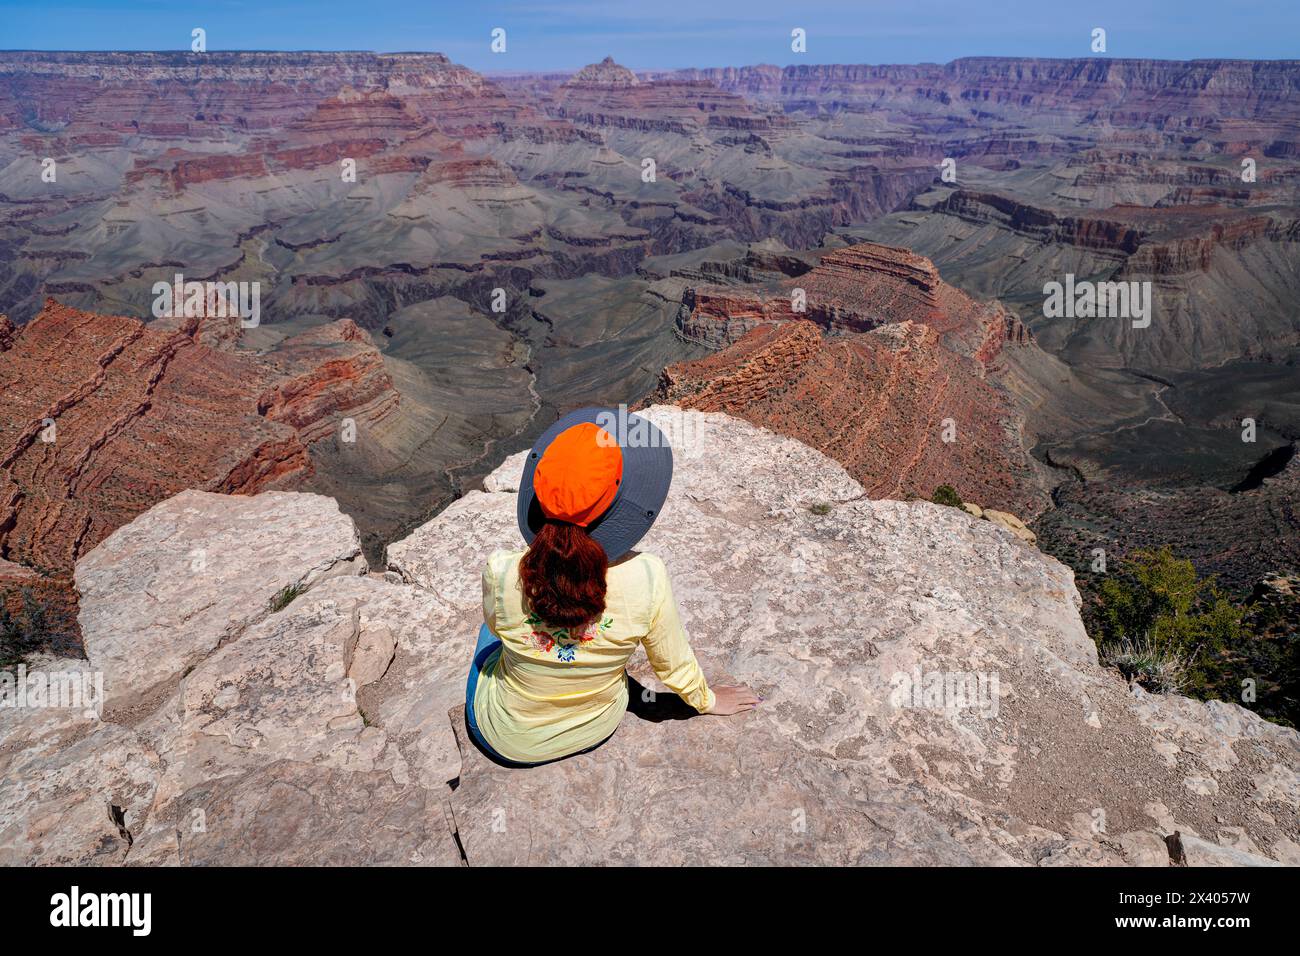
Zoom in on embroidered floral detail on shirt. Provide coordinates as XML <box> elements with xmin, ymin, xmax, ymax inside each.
<box><xmin>524</xmin><ymin>613</ymin><xmax>613</xmax><ymax>662</ymax></box>
<box><xmin>527</xmin><ymin>630</ymin><xmax>555</xmax><ymax>653</ymax></box>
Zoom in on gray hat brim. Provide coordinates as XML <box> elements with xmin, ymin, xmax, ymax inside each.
<box><xmin>517</xmin><ymin>407</ymin><xmax>673</xmax><ymax>562</ymax></box>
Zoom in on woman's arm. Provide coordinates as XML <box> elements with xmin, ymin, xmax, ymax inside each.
<box><xmin>481</xmin><ymin>553</ymin><xmax>499</xmax><ymax>634</ymax></box>
<box><xmin>642</xmin><ymin>559</ymin><xmax>757</xmax><ymax>716</ymax></box>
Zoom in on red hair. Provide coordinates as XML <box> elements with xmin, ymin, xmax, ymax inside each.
<box><xmin>519</xmin><ymin>520</ymin><xmax>608</xmax><ymax>630</ymax></box>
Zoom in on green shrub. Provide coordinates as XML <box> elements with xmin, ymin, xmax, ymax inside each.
<box><xmin>1</xmin><ymin>587</ymin><xmax>63</xmax><ymax>669</ymax></box>
<box><xmin>1093</xmin><ymin>547</ymin><xmax>1244</xmax><ymax>695</ymax></box>
<box><xmin>0</xmin><ymin>603</ymin><xmax>25</xmax><ymax>668</ymax></box>
<box><xmin>931</xmin><ymin>484</ymin><xmax>963</xmax><ymax>509</ymax></box>
<box><xmin>808</xmin><ymin>502</ymin><xmax>832</xmax><ymax>516</ymax></box>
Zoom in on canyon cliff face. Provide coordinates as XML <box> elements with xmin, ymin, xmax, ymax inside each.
<box><xmin>858</xmin><ymin>178</ymin><xmax>1300</xmax><ymax>605</ymax></box>
<box><xmin>258</xmin><ymin>320</ymin><xmax>401</xmax><ymax>443</ymax></box>
<box><xmin>658</xmin><ymin>242</ymin><xmax>1046</xmax><ymax>516</ymax></box>
<box><xmin>0</xmin><ymin>51</ymin><xmax>514</xmax><ymax>139</ymax></box>
<box><xmin>1039</xmin><ymin>445</ymin><xmax>1300</xmax><ymax>600</ymax></box>
<box><xmin>0</xmin><ymin>299</ymin><xmax>398</xmax><ymax>631</ymax></box>
<box><xmin>669</xmin><ymin>58</ymin><xmax>1300</xmax><ymax>128</ymax></box>
<box><xmin>0</xmin><ymin>301</ymin><xmax>310</xmax><ymax>571</ymax></box>
<box><xmin>2</xmin><ymin>409</ymin><xmax>1296</xmax><ymax>866</ymax></box>
<box><xmin>903</xmin><ymin>188</ymin><xmax>1300</xmax><ymax>371</ymax></box>
<box><xmin>553</xmin><ymin>56</ymin><xmax>782</xmax><ymax>135</ymax></box>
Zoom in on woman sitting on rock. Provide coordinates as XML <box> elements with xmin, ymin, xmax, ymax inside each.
<box><xmin>465</xmin><ymin>407</ymin><xmax>758</xmax><ymax>766</ymax></box>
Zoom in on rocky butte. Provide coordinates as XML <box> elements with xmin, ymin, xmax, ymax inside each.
<box><xmin>658</xmin><ymin>241</ymin><xmax>1047</xmax><ymax>518</ymax></box>
<box><xmin>1</xmin><ymin>408</ymin><xmax>1295</xmax><ymax>865</ymax></box>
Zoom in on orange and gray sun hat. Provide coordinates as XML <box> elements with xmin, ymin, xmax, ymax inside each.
<box><xmin>517</xmin><ymin>407</ymin><xmax>673</xmax><ymax>560</ymax></box>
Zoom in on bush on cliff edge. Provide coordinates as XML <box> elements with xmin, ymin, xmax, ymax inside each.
<box><xmin>1</xmin><ymin>588</ymin><xmax>59</xmax><ymax>668</ymax></box>
<box><xmin>1093</xmin><ymin>547</ymin><xmax>1246</xmax><ymax>698</ymax></box>
<box><xmin>931</xmin><ymin>484</ymin><xmax>963</xmax><ymax>509</ymax></box>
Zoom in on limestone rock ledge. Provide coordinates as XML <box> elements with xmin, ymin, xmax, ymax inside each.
<box><xmin>2</xmin><ymin>407</ymin><xmax>1297</xmax><ymax>866</ymax></box>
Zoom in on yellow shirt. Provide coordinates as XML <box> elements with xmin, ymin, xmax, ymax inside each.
<box><xmin>474</xmin><ymin>548</ymin><xmax>715</xmax><ymax>763</ymax></box>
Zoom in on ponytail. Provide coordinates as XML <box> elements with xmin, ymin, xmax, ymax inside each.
<box><xmin>519</xmin><ymin>520</ymin><xmax>608</xmax><ymax>630</ymax></box>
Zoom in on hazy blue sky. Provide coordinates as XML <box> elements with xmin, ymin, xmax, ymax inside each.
<box><xmin>2</xmin><ymin>1</ymin><xmax>1295</xmax><ymax>70</ymax></box>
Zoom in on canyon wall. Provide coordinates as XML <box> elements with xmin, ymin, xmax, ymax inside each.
<box><xmin>658</xmin><ymin>242</ymin><xmax>1047</xmax><ymax>516</ymax></box>
<box><xmin>0</xmin><ymin>299</ymin><xmax>398</xmax><ymax>634</ymax></box>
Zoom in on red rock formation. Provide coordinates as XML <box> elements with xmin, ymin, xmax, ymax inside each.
<box><xmin>1118</xmin><ymin>213</ymin><xmax>1300</xmax><ymax>277</ymax></box>
<box><xmin>554</xmin><ymin>57</ymin><xmax>784</xmax><ymax>135</ymax></box>
<box><xmin>0</xmin><ymin>300</ymin><xmax>400</xmax><ymax>645</ymax></box>
<box><xmin>679</xmin><ymin>240</ymin><xmax>1026</xmax><ymax>359</ymax></box>
<box><xmin>263</xmin><ymin>87</ymin><xmax>429</xmax><ymax>173</ymax></box>
<box><xmin>659</xmin><ymin>320</ymin><xmax>823</xmax><ymax>408</ymax></box>
<box><xmin>934</xmin><ymin>190</ymin><xmax>1145</xmax><ymax>254</ymax></box>
<box><xmin>418</xmin><ymin>156</ymin><xmax>523</xmax><ymax>190</ymax></box>
<box><xmin>168</xmin><ymin>153</ymin><xmax>271</xmax><ymax>190</ymax></box>
<box><xmin>0</xmin><ymin>51</ymin><xmax>517</xmax><ymax>139</ymax></box>
<box><xmin>283</xmin><ymin>86</ymin><xmax>425</xmax><ymax>139</ymax></box>
<box><xmin>259</xmin><ymin>320</ymin><xmax>400</xmax><ymax>444</ymax></box>
<box><xmin>0</xmin><ymin>301</ymin><xmax>305</xmax><ymax>573</ymax></box>
<box><xmin>661</xmin><ymin>242</ymin><xmax>1044</xmax><ymax>513</ymax></box>
<box><xmin>660</xmin><ymin>320</ymin><xmax>1041</xmax><ymax>513</ymax></box>
<box><xmin>932</xmin><ymin>189</ymin><xmax>1300</xmax><ymax>281</ymax></box>
<box><xmin>568</xmin><ymin>57</ymin><xmax>641</xmax><ymax>90</ymax></box>
<box><xmin>673</xmin><ymin>58</ymin><xmax>1300</xmax><ymax>128</ymax></box>
<box><xmin>120</xmin><ymin>87</ymin><xmax>438</xmax><ymax>191</ymax></box>
<box><xmin>0</xmin><ymin>556</ymin><xmax>79</xmax><ymax>656</ymax></box>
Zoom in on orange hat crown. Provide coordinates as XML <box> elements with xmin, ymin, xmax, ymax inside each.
<box><xmin>532</xmin><ymin>422</ymin><xmax>623</xmax><ymax>527</ymax></box>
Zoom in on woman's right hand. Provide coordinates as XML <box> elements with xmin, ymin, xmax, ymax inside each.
<box><xmin>707</xmin><ymin>684</ymin><xmax>760</xmax><ymax>715</ymax></box>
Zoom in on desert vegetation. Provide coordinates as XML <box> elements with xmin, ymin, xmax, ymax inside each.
<box><xmin>930</xmin><ymin>484</ymin><xmax>963</xmax><ymax>509</ymax></box>
<box><xmin>0</xmin><ymin>587</ymin><xmax>76</xmax><ymax>669</ymax></box>
<box><xmin>1088</xmin><ymin>547</ymin><xmax>1297</xmax><ymax>727</ymax></box>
